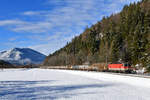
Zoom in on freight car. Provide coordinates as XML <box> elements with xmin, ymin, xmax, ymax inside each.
<box><xmin>89</xmin><ymin>63</ymin><xmax>107</xmax><ymax>71</ymax></box>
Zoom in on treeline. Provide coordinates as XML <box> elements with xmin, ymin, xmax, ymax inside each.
<box><xmin>0</xmin><ymin>60</ymin><xmax>39</xmax><ymax>68</ymax></box>
<box><xmin>44</xmin><ymin>0</ymin><xmax>150</xmax><ymax>71</ymax></box>
<box><xmin>0</xmin><ymin>60</ymin><xmax>14</xmax><ymax>68</ymax></box>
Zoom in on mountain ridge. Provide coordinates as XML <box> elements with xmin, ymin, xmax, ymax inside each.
<box><xmin>0</xmin><ymin>48</ymin><xmax>46</xmax><ymax>65</ymax></box>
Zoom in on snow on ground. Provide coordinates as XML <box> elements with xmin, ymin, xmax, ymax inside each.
<box><xmin>0</xmin><ymin>69</ymin><xmax>150</xmax><ymax>100</ymax></box>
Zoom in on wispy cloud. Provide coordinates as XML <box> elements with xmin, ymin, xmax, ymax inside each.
<box><xmin>0</xmin><ymin>19</ymin><xmax>52</xmax><ymax>33</ymax></box>
<box><xmin>0</xmin><ymin>0</ymin><xmax>141</xmax><ymax>33</ymax></box>
<box><xmin>0</xmin><ymin>0</ymin><xmax>141</xmax><ymax>55</ymax></box>
<box><xmin>8</xmin><ymin>36</ymin><xmax>20</xmax><ymax>42</ymax></box>
<box><xmin>29</xmin><ymin>35</ymin><xmax>73</xmax><ymax>55</ymax></box>
<box><xmin>22</xmin><ymin>11</ymin><xmax>50</xmax><ymax>16</ymax></box>
<box><xmin>0</xmin><ymin>20</ymin><xmax>26</xmax><ymax>26</ymax></box>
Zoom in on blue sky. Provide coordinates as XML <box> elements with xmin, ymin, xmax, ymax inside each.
<box><xmin>0</xmin><ymin>0</ymin><xmax>141</xmax><ymax>55</ymax></box>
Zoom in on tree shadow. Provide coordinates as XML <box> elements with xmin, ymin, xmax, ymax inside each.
<box><xmin>0</xmin><ymin>80</ymin><xmax>114</xmax><ymax>100</ymax></box>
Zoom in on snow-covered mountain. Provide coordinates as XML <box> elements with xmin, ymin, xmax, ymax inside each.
<box><xmin>0</xmin><ymin>48</ymin><xmax>46</xmax><ymax>65</ymax></box>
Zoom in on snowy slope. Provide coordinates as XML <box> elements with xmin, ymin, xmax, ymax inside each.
<box><xmin>0</xmin><ymin>48</ymin><xmax>46</xmax><ymax>65</ymax></box>
<box><xmin>0</xmin><ymin>69</ymin><xmax>150</xmax><ymax>100</ymax></box>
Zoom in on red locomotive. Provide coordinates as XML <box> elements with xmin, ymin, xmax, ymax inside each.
<box><xmin>108</xmin><ymin>63</ymin><xmax>133</xmax><ymax>73</ymax></box>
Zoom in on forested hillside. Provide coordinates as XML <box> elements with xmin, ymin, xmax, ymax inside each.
<box><xmin>0</xmin><ymin>60</ymin><xmax>14</xmax><ymax>68</ymax></box>
<box><xmin>44</xmin><ymin>0</ymin><xmax>150</xmax><ymax>70</ymax></box>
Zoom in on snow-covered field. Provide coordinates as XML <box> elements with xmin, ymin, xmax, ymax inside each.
<box><xmin>0</xmin><ymin>69</ymin><xmax>150</xmax><ymax>100</ymax></box>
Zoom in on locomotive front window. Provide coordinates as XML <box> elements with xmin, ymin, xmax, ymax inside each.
<box><xmin>124</xmin><ymin>64</ymin><xmax>131</xmax><ymax>66</ymax></box>
<box><xmin>124</xmin><ymin>64</ymin><xmax>129</xmax><ymax>66</ymax></box>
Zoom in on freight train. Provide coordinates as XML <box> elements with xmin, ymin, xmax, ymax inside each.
<box><xmin>45</xmin><ymin>63</ymin><xmax>136</xmax><ymax>73</ymax></box>
<box><xmin>70</xmin><ymin>63</ymin><xmax>135</xmax><ymax>73</ymax></box>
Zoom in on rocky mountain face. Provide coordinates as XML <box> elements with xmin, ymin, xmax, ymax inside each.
<box><xmin>0</xmin><ymin>48</ymin><xmax>46</xmax><ymax>65</ymax></box>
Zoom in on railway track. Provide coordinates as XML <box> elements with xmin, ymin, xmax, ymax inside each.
<box><xmin>41</xmin><ymin>66</ymin><xmax>150</xmax><ymax>79</ymax></box>
<box><xmin>99</xmin><ymin>72</ymin><xmax>150</xmax><ymax>79</ymax></box>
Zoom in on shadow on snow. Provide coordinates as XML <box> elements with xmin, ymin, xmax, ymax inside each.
<box><xmin>0</xmin><ymin>80</ymin><xmax>114</xmax><ymax>100</ymax></box>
